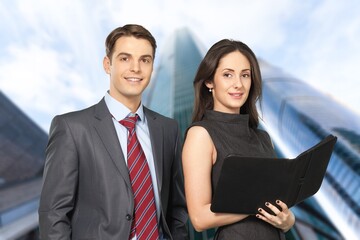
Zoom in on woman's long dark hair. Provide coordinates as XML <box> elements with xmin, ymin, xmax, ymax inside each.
<box><xmin>192</xmin><ymin>39</ymin><xmax>262</xmax><ymax>129</ymax></box>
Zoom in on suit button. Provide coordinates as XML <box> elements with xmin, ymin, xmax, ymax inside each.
<box><xmin>126</xmin><ymin>214</ymin><xmax>132</xmax><ymax>221</ymax></box>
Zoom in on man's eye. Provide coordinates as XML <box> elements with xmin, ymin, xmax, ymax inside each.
<box><xmin>120</xmin><ymin>57</ymin><xmax>128</xmax><ymax>61</ymax></box>
<box><xmin>142</xmin><ymin>58</ymin><xmax>151</xmax><ymax>63</ymax></box>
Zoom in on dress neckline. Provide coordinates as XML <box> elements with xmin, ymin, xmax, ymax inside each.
<box><xmin>204</xmin><ymin>110</ymin><xmax>250</xmax><ymax>124</ymax></box>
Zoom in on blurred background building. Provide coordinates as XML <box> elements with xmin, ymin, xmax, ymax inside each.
<box><xmin>145</xmin><ymin>28</ymin><xmax>360</xmax><ymax>240</ymax></box>
<box><xmin>0</xmin><ymin>91</ymin><xmax>46</xmax><ymax>239</ymax></box>
<box><xmin>1</xmin><ymin>28</ymin><xmax>359</xmax><ymax>240</ymax></box>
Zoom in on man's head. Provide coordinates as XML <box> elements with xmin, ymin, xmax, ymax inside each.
<box><xmin>105</xmin><ymin>24</ymin><xmax>157</xmax><ymax>63</ymax></box>
<box><xmin>103</xmin><ymin>24</ymin><xmax>157</xmax><ymax>111</ymax></box>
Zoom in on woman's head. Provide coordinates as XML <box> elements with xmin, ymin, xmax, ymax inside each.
<box><xmin>192</xmin><ymin>39</ymin><xmax>262</xmax><ymax>128</ymax></box>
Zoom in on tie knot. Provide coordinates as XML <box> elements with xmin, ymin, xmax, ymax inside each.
<box><xmin>119</xmin><ymin>115</ymin><xmax>139</xmax><ymax>131</ymax></box>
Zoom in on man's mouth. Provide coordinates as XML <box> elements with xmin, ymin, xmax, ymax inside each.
<box><xmin>125</xmin><ymin>77</ymin><xmax>142</xmax><ymax>82</ymax></box>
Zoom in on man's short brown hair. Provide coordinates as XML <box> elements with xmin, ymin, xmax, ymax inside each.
<box><xmin>105</xmin><ymin>24</ymin><xmax>157</xmax><ymax>61</ymax></box>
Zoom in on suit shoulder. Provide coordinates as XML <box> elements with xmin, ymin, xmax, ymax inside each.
<box><xmin>56</xmin><ymin>104</ymin><xmax>94</xmax><ymax>120</ymax></box>
<box><xmin>144</xmin><ymin>107</ymin><xmax>178</xmax><ymax>125</ymax></box>
<box><xmin>50</xmin><ymin>102</ymin><xmax>101</xmax><ymax>130</ymax></box>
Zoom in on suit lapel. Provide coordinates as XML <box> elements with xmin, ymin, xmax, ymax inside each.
<box><xmin>144</xmin><ymin>107</ymin><xmax>164</xmax><ymax>193</ymax></box>
<box><xmin>92</xmin><ymin>98</ymin><xmax>132</xmax><ymax>189</ymax></box>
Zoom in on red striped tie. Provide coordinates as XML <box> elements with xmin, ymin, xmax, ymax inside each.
<box><xmin>120</xmin><ymin>115</ymin><xmax>160</xmax><ymax>240</ymax></box>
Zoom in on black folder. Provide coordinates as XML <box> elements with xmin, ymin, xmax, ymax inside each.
<box><xmin>210</xmin><ymin>135</ymin><xmax>337</xmax><ymax>214</ymax></box>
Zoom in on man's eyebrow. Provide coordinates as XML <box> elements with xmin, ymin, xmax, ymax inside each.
<box><xmin>116</xmin><ymin>52</ymin><xmax>153</xmax><ymax>59</ymax></box>
<box><xmin>140</xmin><ymin>54</ymin><xmax>153</xmax><ymax>59</ymax></box>
<box><xmin>116</xmin><ymin>52</ymin><xmax>131</xmax><ymax>58</ymax></box>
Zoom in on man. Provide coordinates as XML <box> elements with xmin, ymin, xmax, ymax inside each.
<box><xmin>38</xmin><ymin>24</ymin><xmax>189</xmax><ymax>240</ymax></box>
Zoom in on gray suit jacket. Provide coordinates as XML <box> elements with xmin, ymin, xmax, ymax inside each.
<box><xmin>38</xmin><ymin>98</ymin><xmax>188</xmax><ymax>240</ymax></box>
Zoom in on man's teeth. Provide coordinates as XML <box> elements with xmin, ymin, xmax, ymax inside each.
<box><xmin>127</xmin><ymin>77</ymin><xmax>141</xmax><ymax>82</ymax></box>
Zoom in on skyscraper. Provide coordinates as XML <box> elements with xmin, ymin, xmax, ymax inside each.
<box><xmin>144</xmin><ymin>27</ymin><xmax>216</xmax><ymax>239</ymax></box>
<box><xmin>260</xmin><ymin>62</ymin><xmax>360</xmax><ymax>239</ymax></box>
<box><xmin>145</xmin><ymin>27</ymin><xmax>205</xmax><ymax>136</ymax></box>
<box><xmin>145</xmin><ymin>28</ymin><xmax>358</xmax><ymax>239</ymax></box>
<box><xmin>2</xmin><ymin>27</ymin><xmax>359</xmax><ymax>240</ymax></box>
<box><xmin>0</xmin><ymin>90</ymin><xmax>46</xmax><ymax>239</ymax></box>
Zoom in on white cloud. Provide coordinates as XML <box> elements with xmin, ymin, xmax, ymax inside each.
<box><xmin>0</xmin><ymin>43</ymin><xmax>95</xmax><ymax>130</ymax></box>
<box><xmin>271</xmin><ymin>0</ymin><xmax>360</xmax><ymax>114</ymax></box>
<box><xmin>0</xmin><ymin>0</ymin><xmax>109</xmax><ymax>130</ymax></box>
<box><xmin>176</xmin><ymin>0</ymin><xmax>297</xmax><ymax>48</ymax></box>
<box><xmin>0</xmin><ymin>0</ymin><xmax>360</xmax><ymax>132</ymax></box>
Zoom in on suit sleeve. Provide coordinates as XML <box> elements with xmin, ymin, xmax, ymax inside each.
<box><xmin>167</xmin><ymin>123</ymin><xmax>189</xmax><ymax>240</ymax></box>
<box><xmin>38</xmin><ymin>115</ymin><xmax>78</xmax><ymax>239</ymax></box>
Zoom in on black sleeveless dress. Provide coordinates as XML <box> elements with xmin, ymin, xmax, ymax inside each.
<box><xmin>190</xmin><ymin>110</ymin><xmax>285</xmax><ymax>240</ymax></box>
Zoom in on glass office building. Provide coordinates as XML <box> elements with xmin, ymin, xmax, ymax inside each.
<box><xmin>145</xmin><ymin>28</ymin><xmax>358</xmax><ymax>239</ymax></box>
<box><xmin>1</xmin><ymin>28</ymin><xmax>359</xmax><ymax>239</ymax></box>
<box><xmin>260</xmin><ymin>62</ymin><xmax>360</xmax><ymax>239</ymax></box>
<box><xmin>0</xmin><ymin>91</ymin><xmax>46</xmax><ymax>239</ymax></box>
<box><xmin>144</xmin><ymin>27</ymin><xmax>205</xmax><ymax>136</ymax></box>
<box><xmin>144</xmin><ymin>27</ymin><xmax>217</xmax><ymax>239</ymax></box>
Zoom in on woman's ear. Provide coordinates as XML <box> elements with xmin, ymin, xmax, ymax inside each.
<box><xmin>205</xmin><ymin>80</ymin><xmax>213</xmax><ymax>90</ymax></box>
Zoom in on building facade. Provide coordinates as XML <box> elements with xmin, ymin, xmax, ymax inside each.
<box><xmin>0</xmin><ymin>91</ymin><xmax>46</xmax><ymax>239</ymax></box>
<box><xmin>145</xmin><ymin>28</ymin><xmax>358</xmax><ymax>240</ymax></box>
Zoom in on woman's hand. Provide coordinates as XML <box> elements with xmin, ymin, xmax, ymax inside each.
<box><xmin>256</xmin><ymin>200</ymin><xmax>295</xmax><ymax>232</ymax></box>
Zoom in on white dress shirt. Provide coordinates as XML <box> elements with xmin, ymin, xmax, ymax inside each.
<box><xmin>104</xmin><ymin>92</ymin><xmax>162</xmax><ymax>239</ymax></box>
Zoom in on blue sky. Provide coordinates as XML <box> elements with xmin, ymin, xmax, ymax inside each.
<box><xmin>0</xmin><ymin>0</ymin><xmax>359</xmax><ymax>131</ymax></box>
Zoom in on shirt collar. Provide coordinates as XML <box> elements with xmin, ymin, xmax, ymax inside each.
<box><xmin>104</xmin><ymin>91</ymin><xmax>145</xmax><ymax>122</ymax></box>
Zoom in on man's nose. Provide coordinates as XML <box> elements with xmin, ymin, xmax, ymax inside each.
<box><xmin>130</xmin><ymin>61</ymin><xmax>140</xmax><ymax>72</ymax></box>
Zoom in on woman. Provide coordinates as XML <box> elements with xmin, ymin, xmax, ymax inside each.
<box><xmin>182</xmin><ymin>39</ymin><xmax>295</xmax><ymax>239</ymax></box>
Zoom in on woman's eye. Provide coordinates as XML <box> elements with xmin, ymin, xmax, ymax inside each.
<box><xmin>224</xmin><ymin>73</ymin><xmax>232</xmax><ymax>78</ymax></box>
<box><xmin>242</xmin><ymin>73</ymin><xmax>250</xmax><ymax>78</ymax></box>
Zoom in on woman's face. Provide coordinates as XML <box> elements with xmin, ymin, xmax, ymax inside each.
<box><xmin>206</xmin><ymin>51</ymin><xmax>251</xmax><ymax>114</ymax></box>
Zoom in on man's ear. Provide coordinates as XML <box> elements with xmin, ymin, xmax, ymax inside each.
<box><xmin>103</xmin><ymin>56</ymin><xmax>111</xmax><ymax>74</ymax></box>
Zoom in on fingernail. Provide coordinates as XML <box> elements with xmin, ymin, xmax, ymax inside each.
<box><xmin>276</xmin><ymin>200</ymin><xmax>280</xmax><ymax>204</ymax></box>
<box><xmin>256</xmin><ymin>214</ymin><xmax>260</xmax><ymax>218</ymax></box>
<box><xmin>265</xmin><ymin>202</ymin><xmax>269</xmax><ymax>206</ymax></box>
<box><xmin>258</xmin><ymin>208</ymin><xmax>262</xmax><ymax>212</ymax></box>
